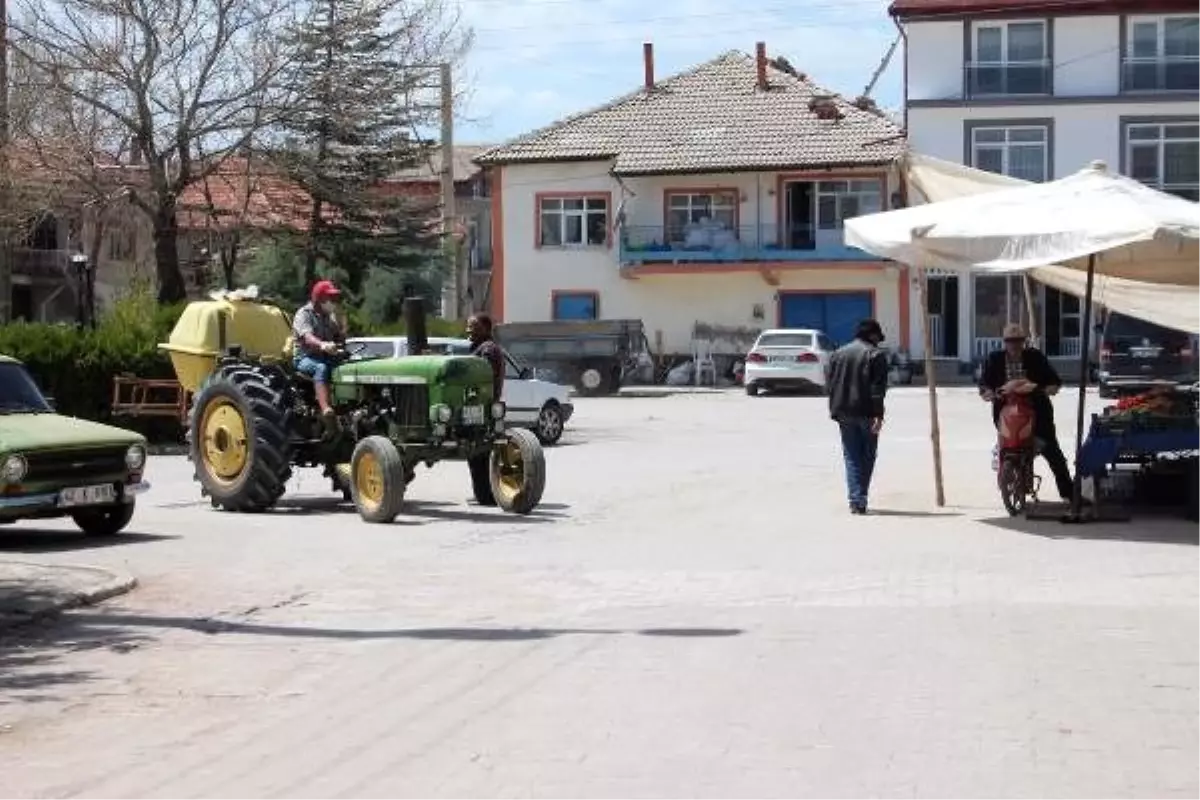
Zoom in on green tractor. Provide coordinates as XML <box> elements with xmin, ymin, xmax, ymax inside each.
<box><xmin>160</xmin><ymin>296</ymin><xmax>546</xmax><ymax>523</ymax></box>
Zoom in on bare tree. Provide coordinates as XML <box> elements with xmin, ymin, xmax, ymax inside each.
<box><xmin>9</xmin><ymin>0</ymin><xmax>298</xmax><ymax>304</ymax></box>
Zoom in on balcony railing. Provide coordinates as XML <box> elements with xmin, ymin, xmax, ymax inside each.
<box><xmin>618</xmin><ymin>224</ymin><xmax>881</xmax><ymax>265</ymax></box>
<box><xmin>964</xmin><ymin>60</ymin><xmax>1052</xmax><ymax>97</ymax></box>
<box><xmin>1122</xmin><ymin>56</ymin><xmax>1200</xmax><ymax>93</ymax></box>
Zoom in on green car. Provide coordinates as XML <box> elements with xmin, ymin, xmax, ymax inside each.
<box><xmin>0</xmin><ymin>355</ymin><xmax>149</xmax><ymax>536</ymax></box>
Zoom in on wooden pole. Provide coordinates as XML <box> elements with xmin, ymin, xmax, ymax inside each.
<box><xmin>1022</xmin><ymin>273</ymin><xmax>1039</xmax><ymax>344</ymax></box>
<box><xmin>438</xmin><ymin>62</ymin><xmax>460</xmax><ymax>321</ymax></box>
<box><xmin>917</xmin><ymin>268</ymin><xmax>946</xmax><ymax>507</ymax></box>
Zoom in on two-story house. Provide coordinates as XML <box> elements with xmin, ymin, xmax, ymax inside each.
<box><xmin>474</xmin><ymin>44</ymin><xmax>908</xmax><ymax>357</ymax></box>
<box><xmin>892</xmin><ymin>0</ymin><xmax>1198</xmax><ymax>369</ymax></box>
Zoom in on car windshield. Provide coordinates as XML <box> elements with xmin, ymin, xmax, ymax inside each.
<box><xmin>354</xmin><ymin>341</ymin><xmax>396</xmax><ymax>359</ymax></box>
<box><xmin>0</xmin><ymin>363</ymin><xmax>53</xmax><ymax>413</ymax></box>
<box><xmin>757</xmin><ymin>333</ymin><xmax>813</xmax><ymax>348</ymax></box>
<box><xmin>1106</xmin><ymin>315</ymin><xmax>1190</xmax><ymax>353</ymax></box>
<box><xmin>428</xmin><ymin>341</ymin><xmax>473</xmax><ymax>356</ymax></box>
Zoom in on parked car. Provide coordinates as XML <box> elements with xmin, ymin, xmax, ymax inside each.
<box><xmin>0</xmin><ymin>355</ymin><xmax>150</xmax><ymax>536</ymax></box>
<box><xmin>346</xmin><ymin>337</ymin><xmax>575</xmax><ymax>445</ymax></box>
<box><xmin>1098</xmin><ymin>313</ymin><xmax>1198</xmax><ymax>398</ymax></box>
<box><xmin>743</xmin><ymin>328</ymin><xmax>835</xmax><ymax>396</ymax></box>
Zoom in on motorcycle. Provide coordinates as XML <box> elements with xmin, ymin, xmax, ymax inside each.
<box><xmin>985</xmin><ymin>378</ymin><xmax>1051</xmax><ymax>516</ymax></box>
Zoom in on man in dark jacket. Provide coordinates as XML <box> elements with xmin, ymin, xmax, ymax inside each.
<box><xmin>467</xmin><ymin>313</ymin><xmax>504</xmax><ymax>400</ymax></box>
<box><xmin>978</xmin><ymin>323</ymin><xmax>1074</xmax><ymax>501</ymax></box>
<box><xmin>826</xmin><ymin>319</ymin><xmax>890</xmax><ymax>514</ymax></box>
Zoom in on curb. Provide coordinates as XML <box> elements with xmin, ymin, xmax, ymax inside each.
<box><xmin>0</xmin><ymin>562</ymin><xmax>138</xmax><ymax>632</ymax></box>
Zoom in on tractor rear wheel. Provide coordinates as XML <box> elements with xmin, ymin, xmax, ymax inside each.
<box><xmin>189</xmin><ymin>366</ymin><xmax>293</xmax><ymax>512</ymax></box>
<box><xmin>489</xmin><ymin>428</ymin><xmax>546</xmax><ymax>515</ymax></box>
<box><xmin>349</xmin><ymin>436</ymin><xmax>407</xmax><ymax>524</ymax></box>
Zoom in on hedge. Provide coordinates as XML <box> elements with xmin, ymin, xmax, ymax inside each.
<box><xmin>0</xmin><ymin>293</ymin><xmax>472</xmax><ymax>441</ymax></box>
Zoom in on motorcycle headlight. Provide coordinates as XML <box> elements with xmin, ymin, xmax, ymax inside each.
<box><xmin>0</xmin><ymin>454</ymin><xmax>27</xmax><ymax>484</ymax></box>
<box><xmin>125</xmin><ymin>444</ymin><xmax>147</xmax><ymax>471</ymax></box>
<box><xmin>491</xmin><ymin>401</ymin><xmax>506</xmax><ymax>420</ymax></box>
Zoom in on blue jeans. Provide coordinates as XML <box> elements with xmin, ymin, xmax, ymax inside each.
<box><xmin>838</xmin><ymin>418</ymin><xmax>879</xmax><ymax>508</ymax></box>
<box><xmin>294</xmin><ymin>354</ymin><xmax>333</xmax><ymax>384</ymax></box>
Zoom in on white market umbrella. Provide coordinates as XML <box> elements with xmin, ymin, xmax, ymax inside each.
<box><xmin>845</xmin><ymin>160</ymin><xmax>1200</xmax><ymax>519</ymax></box>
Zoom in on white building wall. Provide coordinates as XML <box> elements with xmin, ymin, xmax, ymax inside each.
<box><xmin>498</xmin><ymin>162</ymin><xmax>903</xmax><ymax>354</ymax></box>
<box><xmin>906</xmin><ymin>21</ymin><xmax>966</xmax><ymax>101</ymax></box>
<box><xmin>1054</xmin><ymin>16</ymin><xmax>1121</xmax><ymax>96</ymax></box>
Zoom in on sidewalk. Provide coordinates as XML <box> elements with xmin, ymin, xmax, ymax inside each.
<box><xmin>0</xmin><ymin>561</ymin><xmax>136</xmax><ymax>630</ymax></box>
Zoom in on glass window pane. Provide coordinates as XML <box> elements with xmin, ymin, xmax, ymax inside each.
<box><xmin>818</xmin><ymin>181</ymin><xmax>846</xmax><ymax>192</ymax></box>
<box><xmin>840</xmin><ymin>195</ymin><xmax>860</xmax><ymax>221</ymax></box>
<box><xmin>540</xmin><ymin>198</ymin><xmax>561</xmax><ymax>211</ymax></box>
<box><xmin>713</xmin><ymin>191</ymin><xmax>737</xmax><ymax>207</ymax></box>
<box><xmin>586</xmin><ymin>197</ymin><xmax>608</xmax><ymax>212</ymax></box>
<box><xmin>817</xmin><ymin>195</ymin><xmax>838</xmax><ymax>229</ymax></box>
<box><xmin>1063</xmin><ymin>316</ymin><xmax>1081</xmax><ymax>338</ymax></box>
<box><xmin>667</xmin><ymin>210</ymin><xmax>689</xmax><ymax>237</ymax></box>
<box><xmin>974</xmin><ymin>147</ymin><xmax>1004</xmax><ymax>174</ymax></box>
<box><xmin>1164</xmin><ymin>141</ymin><xmax>1200</xmax><ymax>185</ymax></box>
<box><xmin>711</xmin><ymin>209</ymin><xmax>736</xmax><ymax>229</ymax></box>
<box><xmin>1007</xmin><ymin>22</ymin><xmax>1046</xmax><ymax>61</ymax></box>
<box><xmin>565</xmin><ymin>215</ymin><xmax>582</xmax><ymax>244</ymax></box>
<box><xmin>562</xmin><ymin>198</ymin><xmax>584</xmax><ymax>211</ymax></box>
<box><xmin>1164</xmin><ymin>17</ymin><xmax>1199</xmax><ymax>57</ymax></box>
<box><xmin>1129</xmin><ymin>143</ymin><xmax>1160</xmax><ymax>182</ymax></box>
<box><xmin>1165</xmin><ymin>124</ymin><xmax>1200</xmax><ymax>139</ymax></box>
<box><xmin>858</xmin><ymin>192</ymin><xmax>881</xmax><ymax>215</ymax></box>
<box><xmin>1010</xmin><ymin>127</ymin><xmax>1046</xmax><ymax>143</ymax></box>
<box><xmin>975</xmin><ymin>25</ymin><xmax>1002</xmax><ymax>61</ymax></box>
<box><xmin>973</xmin><ymin>128</ymin><xmax>1005</xmax><ymax>144</ymax></box>
<box><xmin>668</xmin><ymin>195</ymin><xmax>690</xmax><ymax>208</ymax></box>
<box><xmin>1131</xmin><ymin>21</ymin><xmax>1161</xmax><ymax>59</ymax></box>
<box><xmin>1008</xmin><ymin>145</ymin><xmax>1046</xmax><ymax>182</ymax></box>
<box><xmin>586</xmin><ymin>212</ymin><xmax>607</xmax><ymax>245</ymax></box>
<box><xmin>540</xmin><ymin>214</ymin><xmax>561</xmax><ymax>246</ymax></box>
<box><xmin>1061</xmin><ymin>293</ymin><xmax>1080</xmax><ymax>314</ymax></box>
<box><xmin>1128</xmin><ymin>124</ymin><xmax>1160</xmax><ymax>141</ymax></box>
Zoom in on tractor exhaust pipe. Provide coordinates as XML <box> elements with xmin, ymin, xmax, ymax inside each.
<box><xmin>403</xmin><ymin>296</ymin><xmax>428</xmax><ymax>355</ymax></box>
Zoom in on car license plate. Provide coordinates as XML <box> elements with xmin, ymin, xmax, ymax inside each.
<box><xmin>768</xmin><ymin>355</ymin><xmax>791</xmax><ymax>362</ymax></box>
<box><xmin>461</xmin><ymin>405</ymin><xmax>485</xmax><ymax>426</ymax></box>
<box><xmin>58</xmin><ymin>484</ymin><xmax>116</xmax><ymax>508</ymax></box>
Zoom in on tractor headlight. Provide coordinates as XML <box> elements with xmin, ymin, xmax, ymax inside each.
<box><xmin>491</xmin><ymin>401</ymin><xmax>506</xmax><ymax>420</ymax></box>
<box><xmin>494</xmin><ymin>419</ymin><xmax>506</xmax><ymax>434</ymax></box>
<box><xmin>430</xmin><ymin>404</ymin><xmax>452</xmax><ymax>423</ymax></box>
<box><xmin>0</xmin><ymin>454</ymin><xmax>27</xmax><ymax>484</ymax></box>
<box><xmin>125</xmin><ymin>444</ymin><xmax>147</xmax><ymax>471</ymax></box>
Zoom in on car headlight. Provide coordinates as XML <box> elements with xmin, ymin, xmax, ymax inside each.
<box><xmin>125</xmin><ymin>444</ymin><xmax>147</xmax><ymax>471</ymax></box>
<box><xmin>491</xmin><ymin>401</ymin><xmax>506</xmax><ymax>420</ymax></box>
<box><xmin>430</xmin><ymin>404</ymin><xmax>452</xmax><ymax>423</ymax></box>
<box><xmin>0</xmin><ymin>454</ymin><xmax>27</xmax><ymax>484</ymax></box>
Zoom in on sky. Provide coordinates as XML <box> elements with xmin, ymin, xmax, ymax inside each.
<box><xmin>453</xmin><ymin>0</ymin><xmax>903</xmax><ymax>146</ymax></box>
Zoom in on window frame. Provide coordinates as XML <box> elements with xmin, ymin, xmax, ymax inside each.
<box><xmin>663</xmin><ymin>188</ymin><xmax>740</xmax><ymax>241</ymax></box>
<box><xmin>1122</xmin><ymin>14</ymin><xmax>1200</xmax><ymax>92</ymax></box>
<box><xmin>966</xmin><ymin>122</ymin><xmax>1052</xmax><ymax>183</ymax></box>
<box><xmin>966</xmin><ymin>18</ymin><xmax>1052</xmax><ymax>97</ymax></box>
<box><xmin>550</xmin><ymin>291</ymin><xmax>600</xmax><ymax>322</ymax></box>
<box><xmin>535</xmin><ymin>193</ymin><xmax>612</xmax><ymax>249</ymax></box>
<box><xmin>1120</xmin><ymin>117</ymin><xmax>1200</xmax><ymax>200</ymax></box>
<box><xmin>814</xmin><ymin>178</ymin><xmax>884</xmax><ymax>232</ymax></box>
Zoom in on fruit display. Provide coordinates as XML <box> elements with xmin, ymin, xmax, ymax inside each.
<box><xmin>1098</xmin><ymin>387</ymin><xmax>1197</xmax><ymax>434</ymax></box>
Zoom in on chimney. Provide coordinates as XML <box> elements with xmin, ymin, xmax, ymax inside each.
<box><xmin>643</xmin><ymin>42</ymin><xmax>655</xmax><ymax>91</ymax></box>
<box><xmin>755</xmin><ymin>41</ymin><xmax>768</xmax><ymax>90</ymax></box>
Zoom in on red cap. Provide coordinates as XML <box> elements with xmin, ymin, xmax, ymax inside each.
<box><xmin>311</xmin><ymin>279</ymin><xmax>341</xmax><ymax>304</ymax></box>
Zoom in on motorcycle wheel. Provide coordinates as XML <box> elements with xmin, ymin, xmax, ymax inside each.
<box><xmin>998</xmin><ymin>454</ymin><xmax>1029</xmax><ymax>517</ymax></box>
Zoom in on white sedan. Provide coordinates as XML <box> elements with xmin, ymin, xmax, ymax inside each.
<box><xmin>346</xmin><ymin>336</ymin><xmax>575</xmax><ymax>445</ymax></box>
<box><xmin>743</xmin><ymin>328</ymin><xmax>835</xmax><ymax>396</ymax></box>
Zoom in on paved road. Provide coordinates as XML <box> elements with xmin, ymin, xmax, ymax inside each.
<box><xmin>1</xmin><ymin>388</ymin><xmax>1196</xmax><ymax>798</ymax></box>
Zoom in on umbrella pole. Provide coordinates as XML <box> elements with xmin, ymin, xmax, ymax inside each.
<box><xmin>1068</xmin><ymin>253</ymin><xmax>1097</xmax><ymax>521</ymax></box>
<box><xmin>1022</xmin><ymin>274</ymin><xmax>1039</xmax><ymax>344</ymax></box>
<box><xmin>917</xmin><ymin>268</ymin><xmax>946</xmax><ymax>507</ymax></box>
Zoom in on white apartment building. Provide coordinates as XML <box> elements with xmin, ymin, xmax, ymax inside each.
<box><xmin>892</xmin><ymin>0</ymin><xmax>1198</xmax><ymax>368</ymax></box>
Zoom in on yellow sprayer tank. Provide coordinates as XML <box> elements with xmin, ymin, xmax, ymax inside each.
<box><xmin>160</xmin><ymin>298</ymin><xmax>293</xmax><ymax>393</ymax></box>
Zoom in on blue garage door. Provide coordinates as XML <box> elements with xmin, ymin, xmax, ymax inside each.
<box><xmin>552</xmin><ymin>292</ymin><xmax>599</xmax><ymax>321</ymax></box>
<box><xmin>779</xmin><ymin>292</ymin><xmax>873</xmax><ymax>347</ymax></box>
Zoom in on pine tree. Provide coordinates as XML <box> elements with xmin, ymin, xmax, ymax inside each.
<box><xmin>270</xmin><ymin>0</ymin><xmax>454</xmax><ymax>298</ymax></box>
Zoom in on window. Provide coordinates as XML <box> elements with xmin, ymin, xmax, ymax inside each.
<box><xmin>970</xmin><ymin>125</ymin><xmax>1050</xmax><ymax>182</ymax></box>
<box><xmin>551</xmin><ymin>292</ymin><xmax>598</xmax><ymax>321</ymax></box>
<box><xmin>815</xmin><ymin>180</ymin><xmax>882</xmax><ymax>231</ymax></box>
<box><xmin>969</xmin><ymin>20</ymin><xmax>1050</xmax><ymax>96</ymax></box>
<box><xmin>538</xmin><ymin>196</ymin><xmax>608</xmax><ymax>247</ymax></box>
<box><xmin>1124</xmin><ymin>121</ymin><xmax>1200</xmax><ymax>200</ymax></box>
<box><xmin>665</xmin><ymin>190</ymin><xmax>738</xmax><ymax>240</ymax></box>
<box><xmin>1124</xmin><ymin>15</ymin><xmax>1199</xmax><ymax>92</ymax></box>
<box><xmin>757</xmin><ymin>332</ymin><xmax>814</xmax><ymax>348</ymax></box>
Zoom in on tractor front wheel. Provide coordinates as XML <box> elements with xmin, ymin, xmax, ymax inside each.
<box><xmin>489</xmin><ymin>428</ymin><xmax>546</xmax><ymax>515</ymax></box>
<box><xmin>189</xmin><ymin>367</ymin><xmax>293</xmax><ymax>512</ymax></box>
<box><xmin>349</xmin><ymin>436</ymin><xmax>407</xmax><ymax>524</ymax></box>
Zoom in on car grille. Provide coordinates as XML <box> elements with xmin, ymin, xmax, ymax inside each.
<box><xmin>393</xmin><ymin>384</ymin><xmax>429</xmax><ymax>428</ymax></box>
<box><xmin>25</xmin><ymin>446</ymin><xmax>127</xmax><ymax>483</ymax></box>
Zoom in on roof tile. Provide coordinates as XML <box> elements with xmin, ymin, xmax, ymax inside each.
<box><xmin>474</xmin><ymin>51</ymin><xmax>904</xmax><ymax>175</ymax></box>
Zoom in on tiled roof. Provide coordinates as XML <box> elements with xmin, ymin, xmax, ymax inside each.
<box><xmin>387</xmin><ymin>144</ymin><xmax>493</xmax><ymax>182</ymax></box>
<box><xmin>176</xmin><ymin>157</ymin><xmax>336</xmax><ymax>232</ymax></box>
<box><xmin>889</xmin><ymin>0</ymin><xmax>1194</xmax><ymax>17</ymax></box>
<box><xmin>474</xmin><ymin>51</ymin><xmax>904</xmax><ymax>175</ymax></box>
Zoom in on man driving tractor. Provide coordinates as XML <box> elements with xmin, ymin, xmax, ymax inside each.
<box><xmin>293</xmin><ymin>279</ymin><xmax>345</xmax><ymax>435</ymax></box>
<box><xmin>979</xmin><ymin>323</ymin><xmax>1075</xmax><ymax>502</ymax></box>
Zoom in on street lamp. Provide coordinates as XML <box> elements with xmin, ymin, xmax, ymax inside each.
<box><xmin>70</xmin><ymin>253</ymin><xmax>91</xmax><ymax>329</ymax></box>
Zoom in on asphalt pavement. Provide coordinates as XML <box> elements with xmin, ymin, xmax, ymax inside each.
<box><xmin>0</xmin><ymin>387</ymin><xmax>1196</xmax><ymax>798</ymax></box>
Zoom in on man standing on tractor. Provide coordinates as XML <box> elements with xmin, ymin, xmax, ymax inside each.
<box><xmin>293</xmin><ymin>279</ymin><xmax>345</xmax><ymax>435</ymax></box>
